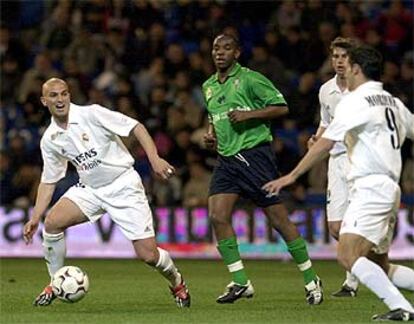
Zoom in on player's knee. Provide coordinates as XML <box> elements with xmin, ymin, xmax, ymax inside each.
<box><xmin>43</xmin><ymin>215</ymin><xmax>61</xmax><ymax>234</ymax></box>
<box><xmin>265</xmin><ymin>205</ymin><xmax>290</xmax><ymax>231</ymax></box>
<box><xmin>209</xmin><ymin>211</ymin><xmax>230</xmax><ymax>228</ymax></box>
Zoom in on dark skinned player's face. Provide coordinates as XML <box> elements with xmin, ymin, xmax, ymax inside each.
<box><xmin>212</xmin><ymin>36</ymin><xmax>240</xmax><ymax>72</ymax></box>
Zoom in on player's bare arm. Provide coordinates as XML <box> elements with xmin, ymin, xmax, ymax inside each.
<box><xmin>307</xmin><ymin>126</ymin><xmax>327</xmax><ymax>149</ymax></box>
<box><xmin>23</xmin><ymin>182</ymin><xmax>57</xmax><ymax>244</ymax></box>
<box><xmin>203</xmin><ymin>123</ymin><xmax>217</xmax><ymax>150</ymax></box>
<box><xmin>228</xmin><ymin>105</ymin><xmax>288</xmax><ymax>123</ymax></box>
<box><xmin>263</xmin><ymin>137</ymin><xmax>334</xmax><ymax>194</ymax></box>
<box><xmin>132</xmin><ymin>122</ymin><xmax>175</xmax><ymax>179</ymax></box>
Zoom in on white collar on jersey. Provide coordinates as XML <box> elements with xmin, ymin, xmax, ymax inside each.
<box><xmin>329</xmin><ymin>75</ymin><xmax>349</xmax><ymax>95</ymax></box>
<box><xmin>50</xmin><ymin>102</ymin><xmax>80</xmax><ymax>130</ymax></box>
<box><xmin>354</xmin><ymin>80</ymin><xmax>383</xmax><ymax>92</ymax></box>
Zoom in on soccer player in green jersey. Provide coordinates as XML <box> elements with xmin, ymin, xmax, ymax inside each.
<box><xmin>202</xmin><ymin>34</ymin><xmax>323</xmax><ymax>305</ymax></box>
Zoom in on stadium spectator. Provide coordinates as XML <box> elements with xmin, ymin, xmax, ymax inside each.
<box><xmin>248</xmin><ymin>43</ymin><xmax>290</xmax><ymax>95</ymax></box>
<box><xmin>182</xmin><ymin>161</ymin><xmax>212</xmax><ymax>208</ymax></box>
<box><xmin>18</xmin><ymin>51</ymin><xmax>61</xmax><ymax>103</ymax></box>
<box><xmin>1</xmin><ymin>0</ymin><xmax>412</xmax><ymax>206</ymax></box>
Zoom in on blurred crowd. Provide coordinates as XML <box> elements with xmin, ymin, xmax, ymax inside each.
<box><xmin>1</xmin><ymin>0</ymin><xmax>413</xmax><ymax>209</ymax></box>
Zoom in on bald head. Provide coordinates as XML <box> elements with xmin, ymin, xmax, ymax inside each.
<box><xmin>40</xmin><ymin>78</ymin><xmax>71</xmax><ymax>125</ymax></box>
<box><xmin>42</xmin><ymin>78</ymin><xmax>68</xmax><ymax>96</ymax></box>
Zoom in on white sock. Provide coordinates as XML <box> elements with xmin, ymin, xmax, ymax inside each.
<box><xmin>42</xmin><ymin>230</ymin><xmax>66</xmax><ymax>280</ymax></box>
<box><xmin>155</xmin><ymin>248</ymin><xmax>181</xmax><ymax>287</ymax></box>
<box><xmin>343</xmin><ymin>271</ymin><xmax>359</xmax><ymax>290</ymax></box>
<box><xmin>389</xmin><ymin>263</ymin><xmax>414</xmax><ymax>291</ymax></box>
<box><xmin>351</xmin><ymin>257</ymin><xmax>414</xmax><ymax>312</ymax></box>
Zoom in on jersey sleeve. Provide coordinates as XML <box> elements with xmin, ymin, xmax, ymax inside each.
<box><xmin>248</xmin><ymin>71</ymin><xmax>287</xmax><ymax>107</ymax></box>
<box><xmin>318</xmin><ymin>89</ymin><xmax>330</xmax><ymax>128</ymax></box>
<box><xmin>396</xmin><ymin>99</ymin><xmax>414</xmax><ymax>140</ymax></box>
<box><xmin>322</xmin><ymin>96</ymin><xmax>371</xmax><ymax>141</ymax></box>
<box><xmin>40</xmin><ymin>139</ymin><xmax>68</xmax><ymax>183</ymax></box>
<box><xmin>91</xmin><ymin>104</ymin><xmax>138</xmax><ymax>137</ymax></box>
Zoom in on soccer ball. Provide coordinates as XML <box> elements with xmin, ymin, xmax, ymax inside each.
<box><xmin>51</xmin><ymin>266</ymin><xmax>89</xmax><ymax>303</ymax></box>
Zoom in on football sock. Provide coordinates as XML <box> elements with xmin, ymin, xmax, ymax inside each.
<box><xmin>155</xmin><ymin>247</ymin><xmax>181</xmax><ymax>287</ymax></box>
<box><xmin>343</xmin><ymin>271</ymin><xmax>359</xmax><ymax>290</ymax></box>
<box><xmin>286</xmin><ymin>237</ymin><xmax>317</xmax><ymax>285</ymax></box>
<box><xmin>351</xmin><ymin>257</ymin><xmax>414</xmax><ymax>312</ymax></box>
<box><xmin>388</xmin><ymin>263</ymin><xmax>414</xmax><ymax>291</ymax></box>
<box><xmin>217</xmin><ymin>236</ymin><xmax>248</xmax><ymax>286</ymax></box>
<box><xmin>42</xmin><ymin>230</ymin><xmax>66</xmax><ymax>280</ymax></box>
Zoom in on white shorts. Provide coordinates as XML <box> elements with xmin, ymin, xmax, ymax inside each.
<box><xmin>340</xmin><ymin>175</ymin><xmax>400</xmax><ymax>253</ymax></box>
<box><xmin>62</xmin><ymin>168</ymin><xmax>155</xmax><ymax>241</ymax></box>
<box><xmin>326</xmin><ymin>153</ymin><xmax>350</xmax><ymax>222</ymax></box>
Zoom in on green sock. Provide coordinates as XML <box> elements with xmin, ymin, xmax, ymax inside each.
<box><xmin>217</xmin><ymin>236</ymin><xmax>248</xmax><ymax>285</ymax></box>
<box><xmin>287</xmin><ymin>237</ymin><xmax>317</xmax><ymax>285</ymax></box>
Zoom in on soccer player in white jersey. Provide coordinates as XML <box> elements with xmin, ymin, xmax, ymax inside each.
<box><xmin>263</xmin><ymin>45</ymin><xmax>414</xmax><ymax>321</ymax></box>
<box><xmin>308</xmin><ymin>37</ymin><xmax>360</xmax><ymax>297</ymax></box>
<box><xmin>23</xmin><ymin>78</ymin><xmax>191</xmax><ymax>308</ymax></box>
<box><xmin>310</xmin><ymin>38</ymin><xmax>414</xmax><ymax>300</ymax></box>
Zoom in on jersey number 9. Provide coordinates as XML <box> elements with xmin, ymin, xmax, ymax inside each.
<box><xmin>385</xmin><ymin>107</ymin><xmax>400</xmax><ymax>150</ymax></box>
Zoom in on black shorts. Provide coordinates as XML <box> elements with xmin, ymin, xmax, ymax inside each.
<box><xmin>209</xmin><ymin>142</ymin><xmax>282</xmax><ymax>207</ymax></box>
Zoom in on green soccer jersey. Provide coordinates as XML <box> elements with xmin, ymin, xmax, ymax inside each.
<box><xmin>202</xmin><ymin>63</ymin><xmax>287</xmax><ymax>156</ymax></box>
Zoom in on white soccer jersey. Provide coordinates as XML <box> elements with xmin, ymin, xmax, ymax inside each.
<box><xmin>318</xmin><ymin>75</ymin><xmax>349</xmax><ymax>156</ymax></box>
<box><xmin>323</xmin><ymin>81</ymin><xmax>414</xmax><ymax>183</ymax></box>
<box><xmin>40</xmin><ymin>103</ymin><xmax>139</xmax><ymax>188</ymax></box>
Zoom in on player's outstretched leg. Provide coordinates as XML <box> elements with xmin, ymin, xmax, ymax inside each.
<box><xmin>170</xmin><ymin>274</ymin><xmax>191</xmax><ymax>308</ymax></box>
<box><xmin>216</xmin><ymin>280</ymin><xmax>254</xmax><ymax>304</ymax></box>
<box><xmin>155</xmin><ymin>247</ymin><xmax>191</xmax><ymax>308</ymax></box>
<box><xmin>372</xmin><ymin>308</ymin><xmax>414</xmax><ymax>321</ymax></box>
<box><xmin>265</xmin><ymin>205</ymin><xmax>323</xmax><ymax>305</ymax></box>
<box><xmin>332</xmin><ymin>272</ymin><xmax>358</xmax><ymax>297</ymax></box>
<box><xmin>33</xmin><ymin>285</ymin><xmax>56</xmax><ymax>306</ymax></box>
<box><xmin>33</xmin><ymin>230</ymin><xmax>66</xmax><ymax>306</ymax></box>
<box><xmin>286</xmin><ymin>237</ymin><xmax>324</xmax><ymax>305</ymax></box>
<box><xmin>305</xmin><ymin>276</ymin><xmax>323</xmax><ymax>305</ymax></box>
<box><xmin>215</xmin><ymin>236</ymin><xmax>254</xmax><ymax>303</ymax></box>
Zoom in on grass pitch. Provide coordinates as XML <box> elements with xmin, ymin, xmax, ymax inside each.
<box><xmin>1</xmin><ymin>259</ymin><xmax>413</xmax><ymax>323</ymax></box>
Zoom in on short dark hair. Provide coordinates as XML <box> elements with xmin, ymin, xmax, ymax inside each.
<box><xmin>330</xmin><ymin>37</ymin><xmax>358</xmax><ymax>53</ymax></box>
<box><xmin>215</xmin><ymin>33</ymin><xmax>240</xmax><ymax>49</ymax></box>
<box><xmin>348</xmin><ymin>45</ymin><xmax>383</xmax><ymax>80</ymax></box>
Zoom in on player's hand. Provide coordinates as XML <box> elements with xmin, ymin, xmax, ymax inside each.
<box><xmin>262</xmin><ymin>174</ymin><xmax>295</xmax><ymax>195</ymax></box>
<box><xmin>228</xmin><ymin>110</ymin><xmax>250</xmax><ymax>123</ymax></box>
<box><xmin>23</xmin><ymin>219</ymin><xmax>40</xmax><ymax>244</ymax></box>
<box><xmin>151</xmin><ymin>158</ymin><xmax>175</xmax><ymax>180</ymax></box>
<box><xmin>203</xmin><ymin>132</ymin><xmax>217</xmax><ymax>150</ymax></box>
<box><xmin>307</xmin><ymin>135</ymin><xmax>318</xmax><ymax>149</ymax></box>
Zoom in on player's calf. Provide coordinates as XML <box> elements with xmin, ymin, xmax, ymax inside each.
<box><xmin>33</xmin><ymin>285</ymin><xmax>56</xmax><ymax>306</ymax></box>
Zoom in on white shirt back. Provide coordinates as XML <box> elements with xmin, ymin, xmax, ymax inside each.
<box><xmin>40</xmin><ymin>103</ymin><xmax>138</xmax><ymax>188</ymax></box>
<box><xmin>323</xmin><ymin>81</ymin><xmax>414</xmax><ymax>182</ymax></box>
<box><xmin>319</xmin><ymin>75</ymin><xmax>349</xmax><ymax>155</ymax></box>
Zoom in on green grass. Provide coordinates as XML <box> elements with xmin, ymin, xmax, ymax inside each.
<box><xmin>1</xmin><ymin>259</ymin><xmax>413</xmax><ymax>323</ymax></box>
